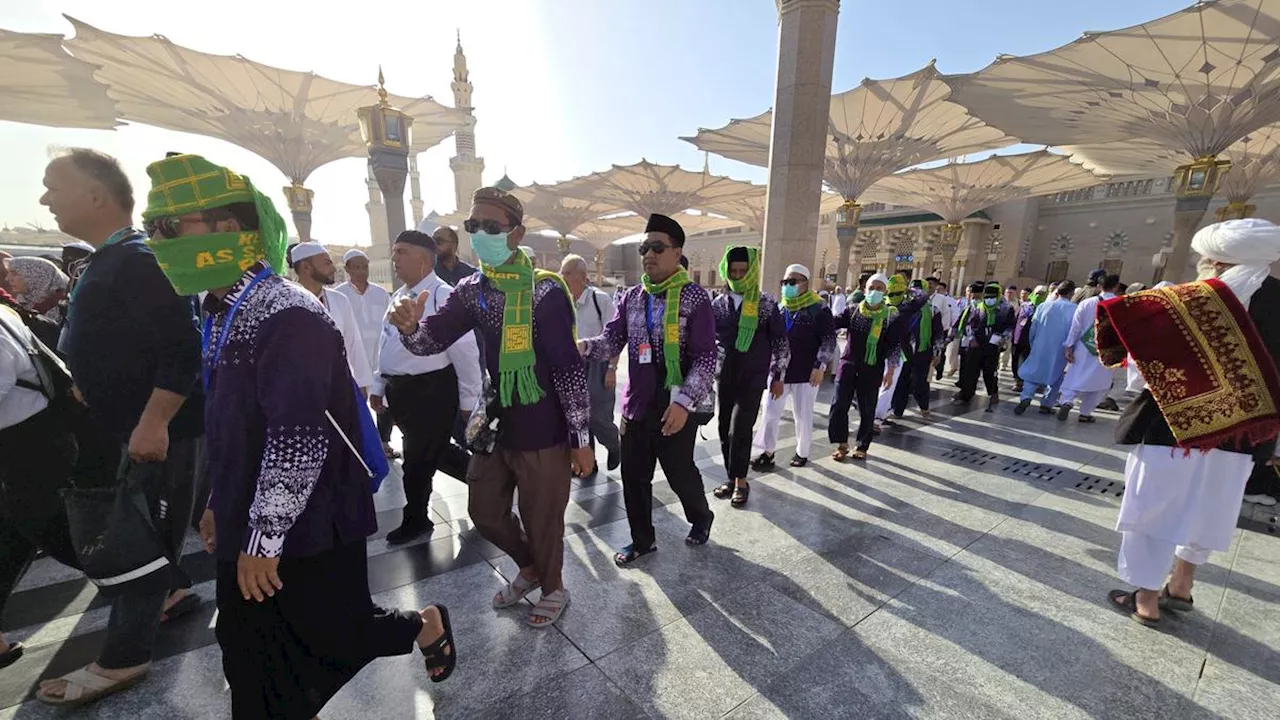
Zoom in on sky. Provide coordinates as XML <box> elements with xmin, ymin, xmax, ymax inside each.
<box><xmin>0</xmin><ymin>0</ymin><xmax>1191</xmax><ymax>245</ymax></box>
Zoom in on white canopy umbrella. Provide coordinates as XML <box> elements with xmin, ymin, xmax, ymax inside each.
<box><xmin>558</xmin><ymin>159</ymin><xmax>767</xmax><ymax>218</ymax></box>
<box><xmin>0</xmin><ymin>29</ymin><xmax>117</xmax><ymax>129</ymax></box>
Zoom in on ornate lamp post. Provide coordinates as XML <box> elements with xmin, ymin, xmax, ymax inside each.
<box><xmin>834</xmin><ymin>199</ymin><xmax>862</xmax><ymax>289</ymax></box>
<box><xmin>1216</xmin><ymin>201</ymin><xmax>1254</xmax><ymax>221</ymax></box>
<box><xmin>357</xmin><ymin>68</ymin><xmax>415</xmax><ymax>260</ymax></box>
<box><xmin>282</xmin><ymin>181</ymin><xmax>315</xmax><ymax>243</ymax></box>
<box><xmin>1165</xmin><ymin>155</ymin><xmax>1231</xmax><ymax>281</ymax></box>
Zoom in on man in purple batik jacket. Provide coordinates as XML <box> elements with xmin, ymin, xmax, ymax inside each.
<box><xmin>390</xmin><ymin>186</ymin><xmax>592</xmax><ymax>629</ymax></box>
<box><xmin>578</xmin><ymin>213</ymin><xmax>717</xmax><ymax>567</ymax></box>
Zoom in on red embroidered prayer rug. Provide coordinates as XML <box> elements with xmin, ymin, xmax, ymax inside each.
<box><xmin>1097</xmin><ymin>278</ymin><xmax>1280</xmax><ymax>451</ymax></box>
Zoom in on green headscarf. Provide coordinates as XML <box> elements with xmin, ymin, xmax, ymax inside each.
<box><xmin>886</xmin><ymin>274</ymin><xmax>908</xmax><ymax>307</ymax></box>
<box><xmin>719</xmin><ymin>246</ymin><xmax>761</xmax><ymax>352</ymax></box>
<box><xmin>642</xmin><ymin>267</ymin><xmax>692</xmax><ymax>388</ymax></box>
<box><xmin>481</xmin><ymin>250</ymin><xmax>547</xmax><ymax>407</ymax></box>
<box><xmin>142</xmin><ymin>154</ymin><xmax>288</xmax><ymax>295</ymax></box>
<box><xmin>782</xmin><ymin>290</ymin><xmax>822</xmax><ymax>312</ymax></box>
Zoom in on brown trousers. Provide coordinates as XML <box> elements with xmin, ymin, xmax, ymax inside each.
<box><xmin>467</xmin><ymin>444</ymin><xmax>571</xmax><ymax>593</ymax></box>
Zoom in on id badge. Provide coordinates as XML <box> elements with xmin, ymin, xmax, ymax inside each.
<box><xmin>638</xmin><ymin>342</ymin><xmax>653</xmax><ymax>365</ymax></box>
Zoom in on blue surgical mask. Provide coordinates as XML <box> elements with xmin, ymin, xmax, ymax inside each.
<box><xmin>984</xmin><ymin>298</ymin><xmax>998</xmax><ymax>307</ymax></box>
<box><xmin>782</xmin><ymin>284</ymin><xmax>800</xmax><ymax>299</ymax></box>
<box><xmin>865</xmin><ymin>290</ymin><xmax>885</xmax><ymax>306</ymax></box>
<box><xmin>471</xmin><ymin>231</ymin><xmax>514</xmax><ymax>267</ymax></box>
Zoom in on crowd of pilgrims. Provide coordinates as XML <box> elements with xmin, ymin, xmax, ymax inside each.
<box><xmin>1</xmin><ymin>147</ymin><xmax>1278</xmax><ymax>717</ymax></box>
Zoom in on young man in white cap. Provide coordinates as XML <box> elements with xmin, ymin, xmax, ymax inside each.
<box><xmin>1103</xmin><ymin>218</ymin><xmax>1280</xmax><ymax>626</ymax></box>
<box><xmin>289</xmin><ymin>242</ymin><xmax>373</xmax><ymax>392</ymax></box>
<box><xmin>752</xmin><ymin>263</ymin><xmax>835</xmax><ymax>469</ymax></box>
<box><xmin>336</xmin><ymin>248</ymin><xmax>396</xmax><ymax>455</ymax></box>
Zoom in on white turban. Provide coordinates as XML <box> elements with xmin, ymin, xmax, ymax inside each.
<box><xmin>784</xmin><ymin>263</ymin><xmax>811</xmax><ymax>279</ymax></box>
<box><xmin>1191</xmin><ymin>218</ymin><xmax>1280</xmax><ymax>308</ymax></box>
<box><xmin>866</xmin><ymin>272</ymin><xmax>890</xmax><ymax>291</ymax></box>
<box><xmin>342</xmin><ymin>248</ymin><xmax>368</xmax><ymax>264</ymax></box>
<box><xmin>1153</xmin><ymin>281</ymin><xmax>1174</xmax><ymax>289</ymax></box>
<box><xmin>288</xmin><ymin>242</ymin><xmax>327</xmax><ymax>266</ymax></box>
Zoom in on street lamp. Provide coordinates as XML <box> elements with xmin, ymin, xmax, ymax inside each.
<box><xmin>358</xmin><ymin>68</ymin><xmax>415</xmax><ymax>262</ymax></box>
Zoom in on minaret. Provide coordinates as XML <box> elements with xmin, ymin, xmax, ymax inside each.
<box><xmin>449</xmin><ymin>31</ymin><xmax>484</xmax><ymax>214</ymax></box>
<box><xmin>408</xmin><ymin>156</ymin><xmax>425</xmax><ymax>226</ymax></box>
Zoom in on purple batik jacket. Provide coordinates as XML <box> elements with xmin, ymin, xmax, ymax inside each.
<box><xmin>581</xmin><ymin>283</ymin><xmax>716</xmax><ymax>422</ymax></box>
<box><xmin>204</xmin><ymin>262</ymin><xmax>376</xmax><ymax>561</ymax></box>
<box><xmin>400</xmin><ymin>273</ymin><xmax>590</xmax><ymax>451</ymax></box>
<box><xmin>780</xmin><ymin>302</ymin><xmax>837</xmax><ymax>385</ymax></box>
<box><xmin>712</xmin><ymin>292</ymin><xmax>790</xmax><ymax>387</ymax></box>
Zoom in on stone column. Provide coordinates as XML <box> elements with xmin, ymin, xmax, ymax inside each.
<box><xmin>282</xmin><ymin>183</ymin><xmax>314</xmax><ymax>243</ymax></box>
<box><xmin>1166</xmin><ymin>195</ymin><xmax>1210</xmax><ymax>283</ymax></box>
<box><xmin>759</xmin><ymin>0</ymin><xmax>840</xmax><ymax>286</ymax></box>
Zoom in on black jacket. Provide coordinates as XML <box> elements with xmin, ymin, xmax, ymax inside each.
<box><xmin>1117</xmin><ymin>275</ymin><xmax>1280</xmax><ymax>461</ymax></box>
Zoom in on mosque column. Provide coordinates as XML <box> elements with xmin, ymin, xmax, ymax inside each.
<box><xmin>760</xmin><ymin>0</ymin><xmax>840</xmax><ymax>285</ymax></box>
<box><xmin>594</xmin><ymin>247</ymin><xmax>607</xmax><ymax>286</ymax></box>
<box><xmin>409</xmin><ymin>156</ymin><xmax>425</xmax><ymax>226</ymax></box>
<box><xmin>1164</xmin><ymin>156</ymin><xmax>1231</xmax><ymax>282</ymax></box>
<box><xmin>282</xmin><ymin>182</ymin><xmax>314</xmax><ymax>243</ymax></box>
<box><xmin>834</xmin><ymin>200</ymin><xmax>861</xmax><ymax>289</ymax></box>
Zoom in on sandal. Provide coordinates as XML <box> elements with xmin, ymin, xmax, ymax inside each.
<box><xmin>851</xmin><ymin>448</ymin><xmax>868</xmax><ymax>460</ymax></box>
<box><xmin>832</xmin><ymin>445</ymin><xmax>850</xmax><ymax>462</ymax></box>
<box><xmin>750</xmin><ymin>452</ymin><xmax>776</xmax><ymax>471</ymax></box>
<box><xmin>713</xmin><ymin>482</ymin><xmax>734</xmax><ymax>499</ymax></box>
<box><xmin>36</xmin><ymin>664</ymin><xmax>150</xmax><ymax>706</ymax></box>
<box><xmin>0</xmin><ymin>642</ymin><xmax>23</xmax><ymax>669</ymax></box>
<box><xmin>1107</xmin><ymin>589</ymin><xmax>1159</xmax><ymax>627</ymax></box>
<box><xmin>528</xmin><ymin>588</ymin><xmax>569</xmax><ymax>628</ymax></box>
<box><xmin>789</xmin><ymin>455</ymin><xmax>808</xmax><ymax>468</ymax></box>
<box><xmin>614</xmin><ymin>543</ymin><xmax>658</xmax><ymax>567</ymax></box>
<box><xmin>1078</xmin><ymin>415</ymin><xmax>1097</xmax><ymax>424</ymax></box>
<box><xmin>420</xmin><ymin>605</ymin><xmax>457</xmax><ymax>683</ymax></box>
<box><xmin>731</xmin><ymin>483</ymin><xmax>750</xmax><ymax>507</ymax></box>
<box><xmin>493</xmin><ymin>574</ymin><xmax>541</xmax><ymax>609</ymax></box>
<box><xmin>1159</xmin><ymin>585</ymin><xmax>1194</xmax><ymax>612</ymax></box>
<box><xmin>160</xmin><ymin>593</ymin><xmax>201</xmax><ymax>624</ymax></box>
<box><xmin>686</xmin><ymin>513</ymin><xmax>714</xmax><ymax>546</ymax></box>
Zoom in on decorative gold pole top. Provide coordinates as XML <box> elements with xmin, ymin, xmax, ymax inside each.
<box><xmin>376</xmin><ymin>66</ymin><xmax>389</xmax><ymax>105</ymax></box>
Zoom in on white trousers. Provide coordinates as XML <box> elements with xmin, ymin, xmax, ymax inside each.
<box><xmin>1117</xmin><ymin>532</ymin><xmax>1212</xmax><ymax>590</ymax></box>
<box><xmin>946</xmin><ymin>338</ymin><xmax>961</xmax><ymax>373</ymax></box>
<box><xmin>753</xmin><ymin>382</ymin><xmax>819</xmax><ymax>459</ymax></box>
<box><xmin>1058</xmin><ymin>388</ymin><xmax>1107</xmax><ymax>416</ymax></box>
<box><xmin>1106</xmin><ymin>366</ymin><xmax>1129</xmax><ymax>402</ymax></box>
<box><xmin>875</xmin><ymin>363</ymin><xmax>903</xmax><ymax>420</ymax></box>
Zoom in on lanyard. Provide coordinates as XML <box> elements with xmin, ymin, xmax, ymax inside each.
<box><xmin>645</xmin><ymin>294</ymin><xmax>662</xmax><ymax>344</ymax></box>
<box><xmin>201</xmin><ymin>267</ymin><xmax>274</xmax><ymax>391</ymax></box>
<box><xmin>784</xmin><ymin>308</ymin><xmax>795</xmax><ymax>333</ymax></box>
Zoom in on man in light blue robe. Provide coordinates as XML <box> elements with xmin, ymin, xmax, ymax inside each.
<box><xmin>1013</xmin><ymin>281</ymin><xmax>1078</xmax><ymax>415</ymax></box>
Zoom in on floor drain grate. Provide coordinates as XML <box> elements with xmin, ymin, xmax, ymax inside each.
<box><xmin>1001</xmin><ymin>460</ymin><xmax>1065</xmax><ymax>482</ymax></box>
<box><xmin>939</xmin><ymin>447</ymin><xmax>1000</xmax><ymax>467</ymax></box>
<box><xmin>1074</xmin><ymin>475</ymin><xmax>1125</xmax><ymax>498</ymax></box>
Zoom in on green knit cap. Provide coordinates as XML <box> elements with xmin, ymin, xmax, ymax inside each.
<box><xmin>141</xmin><ymin>154</ymin><xmax>289</xmax><ymax>276</ymax></box>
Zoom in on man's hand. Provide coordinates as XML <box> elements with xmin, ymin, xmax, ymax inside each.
<box><xmin>388</xmin><ymin>294</ymin><xmax>429</xmax><ymax>335</ymax></box>
<box><xmin>770</xmin><ymin>380</ymin><xmax>785</xmax><ymax>400</ymax></box>
<box><xmin>809</xmin><ymin>368</ymin><xmax>824</xmax><ymax>387</ymax></box>
<box><xmin>605</xmin><ymin>367</ymin><xmax>618</xmax><ymax>391</ymax></box>
<box><xmin>661</xmin><ymin>402</ymin><xmax>689</xmax><ymax>436</ymax></box>
<box><xmin>1266</xmin><ymin>456</ymin><xmax>1280</xmax><ymax>467</ymax></box>
<box><xmin>128</xmin><ymin>418</ymin><xmax>169</xmax><ymax>463</ymax></box>
<box><xmin>198</xmin><ymin>509</ymin><xmax>216</xmax><ymax>554</ymax></box>
<box><xmin>370</xmin><ymin>395</ymin><xmax>386</xmax><ymax>414</ymax></box>
<box><xmin>237</xmin><ymin>552</ymin><xmax>283</xmax><ymax>602</ymax></box>
<box><xmin>570</xmin><ymin>447</ymin><xmax>596</xmax><ymax>477</ymax></box>
<box><xmin>577</xmin><ymin>340</ymin><xmax>589</xmax><ymax>357</ymax></box>
<box><xmin>1064</xmin><ymin>346</ymin><xmax>1075</xmax><ymax>364</ymax></box>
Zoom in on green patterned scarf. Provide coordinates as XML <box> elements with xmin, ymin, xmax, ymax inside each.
<box><xmin>782</xmin><ymin>289</ymin><xmax>821</xmax><ymax>312</ymax></box>
<box><xmin>483</xmin><ymin>251</ymin><xmax>543</xmax><ymax>407</ymax></box>
<box><xmin>719</xmin><ymin>247</ymin><xmax>761</xmax><ymax>352</ymax></box>
<box><xmin>641</xmin><ymin>268</ymin><xmax>691</xmax><ymax>388</ymax></box>
<box><xmin>859</xmin><ymin>300</ymin><xmax>890</xmax><ymax>365</ymax></box>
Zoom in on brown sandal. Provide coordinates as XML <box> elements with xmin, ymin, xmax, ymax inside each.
<box><xmin>1108</xmin><ymin>589</ymin><xmax>1159</xmax><ymax>627</ymax></box>
<box><xmin>851</xmin><ymin>448</ymin><xmax>868</xmax><ymax>460</ymax></box>
<box><xmin>832</xmin><ymin>445</ymin><xmax>850</xmax><ymax>461</ymax></box>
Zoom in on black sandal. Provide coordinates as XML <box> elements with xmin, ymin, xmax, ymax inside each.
<box><xmin>686</xmin><ymin>513</ymin><xmax>714</xmax><ymax>546</ymax></box>
<box><xmin>1078</xmin><ymin>415</ymin><xmax>1097</xmax><ymax>423</ymax></box>
<box><xmin>731</xmin><ymin>483</ymin><xmax>750</xmax><ymax>507</ymax></box>
<box><xmin>750</xmin><ymin>452</ymin><xmax>776</xmax><ymax>471</ymax></box>
<box><xmin>1159</xmin><ymin>585</ymin><xmax>1194</xmax><ymax>612</ymax></box>
<box><xmin>420</xmin><ymin>605</ymin><xmax>457</xmax><ymax>683</ymax></box>
<box><xmin>614</xmin><ymin>543</ymin><xmax>658</xmax><ymax>567</ymax></box>
<box><xmin>789</xmin><ymin>455</ymin><xmax>808</xmax><ymax>468</ymax></box>
<box><xmin>1107</xmin><ymin>589</ymin><xmax>1159</xmax><ymax>627</ymax></box>
<box><xmin>713</xmin><ymin>482</ymin><xmax>734</xmax><ymax>499</ymax></box>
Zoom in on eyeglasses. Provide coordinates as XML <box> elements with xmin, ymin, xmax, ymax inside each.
<box><xmin>780</xmin><ymin>278</ymin><xmax>805</xmax><ymax>286</ymax></box>
<box><xmin>145</xmin><ymin>209</ymin><xmax>233</xmax><ymax>239</ymax></box>
<box><xmin>637</xmin><ymin>241</ymin><xmax>671</xmax><ymax>256</ymax></box>
<box><xmin>463</xmin><ymin>218</ymin><xmax>510</xmax><ymax>235</ymax></box>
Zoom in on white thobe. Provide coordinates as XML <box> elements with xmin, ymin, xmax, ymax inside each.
<box><xmin>335</xmin><ymin>281</ymin><xmax>392</xmax><ymax>375</ymax></box>
<box><xmin>831</xmin><ymin>293</ymin><xmax>848</xmax><ymax>317</ymax></box>
<box><xmin>1060</xmin><ymin>293</ymin><xmax>1114</xmax><ymax>397</ymax></box>
<box><xmin>875</xmin><ymin>357</ymin><xmax>904</xmax><ymax>420</ymax></box>
<box><xmin>319</xmin><ymin>288</ymin><xmax>374</xmax><ymax>389</ymax></box>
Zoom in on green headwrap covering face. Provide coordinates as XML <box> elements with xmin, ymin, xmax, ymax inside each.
<box><xmin>719</xmin><ymin>246</ymin><xmax>761</xmax><ymax>352</ymax></box>
<box><xmin>886</xmin><ymin>274</ymin><xmax>908</xmax><ymax>307</ymax></box>
<box><xmin>142</xmin><ymin>154</ymin><xmax>289</xmax><ymax>295</ymax></box>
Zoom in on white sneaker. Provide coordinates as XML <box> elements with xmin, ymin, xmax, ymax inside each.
<box><xmin>1243</xmin><ymin>494</ymin><xmax>1278</xmax><ymax>506</ymax></box>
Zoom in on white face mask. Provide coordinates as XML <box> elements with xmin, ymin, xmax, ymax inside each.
<box><xmin>1196</xmin><ymin>257</ymin><xmax>1218</xmax><ymax>280</ymax></box>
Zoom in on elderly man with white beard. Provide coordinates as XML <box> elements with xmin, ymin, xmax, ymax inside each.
<box><xmin>1100</xmin><ymin>218</ymin><xmax>1280</xmax><ymax>627</ymax></box>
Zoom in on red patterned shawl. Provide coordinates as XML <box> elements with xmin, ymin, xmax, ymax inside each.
<box><xmin>1096</xmin><ymin>278</ymin><xmax>1280</xmax><ymax>451</ymax></box>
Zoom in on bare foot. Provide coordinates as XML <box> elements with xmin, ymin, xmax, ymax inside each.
<box><xmin>417</xmin><ymin>606</ymin><xmax>451</xmax><ymax>679</ymax></box>
<box><xmin>38</xmin><ymin>662</ymin><xmax>149</xmax><ymax>699</ymax></box>
<box><xmin>1134</xmin><ymin>589</ymin><xmax>1161</xmax><ymax>622</ymax></box>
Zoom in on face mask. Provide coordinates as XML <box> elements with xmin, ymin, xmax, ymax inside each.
<box><xmin>887</xmin><ymin>291</ymin><xmax>905</xmax><ymax>307</ymax></box>
<box><xmin>782</xmin><ymin>283</ymin><xmax>800</xmax><ymax>299</ymax></box>
<box><xmin>865</xmin><ymin>290</ymin><xmax>885</xmax><ymax>306</ymax></box>
<box><xmin>471</xmin><ymin>231</ymin><xmax>514</xmax><ymax>267</ymax></box>
<box><xmin>148</xmin><ymin>231</ymin><xmax>268</xmax><ymax>295</ymax></box>
<box><xmin>984</xmin><ymin>298</ymin><xmax>998</xmax><ymax>307</ymax></box>
<box><xmin>1196</xmin><ymin>257</ymin><xmax>1218</xmax><ymax>281</ymax></box>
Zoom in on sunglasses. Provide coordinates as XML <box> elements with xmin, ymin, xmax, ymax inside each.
<box><xmin>463</xmin><ymin>218</ymin><xmax>511</xmax><ymax>235</ymax></box>
<box><xmin>780</xmin><ymin>278</ymin><xmax>806</xmax><ymax>286</ymax></box>
<box><xmin>144</xmin><ymin>209</ymin><xmax>234</xmax><ymax>240</ymax></box>
<box><xmin>637</xmin><ymin>241</ymin><xmax>672</xmax><ymax>256</ymax></box>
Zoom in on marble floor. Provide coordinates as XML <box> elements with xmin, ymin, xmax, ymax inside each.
<box><xmin>1</xmin><ymin>371</ymin><xmax>1277</xmax><ymax>719</ymax></box>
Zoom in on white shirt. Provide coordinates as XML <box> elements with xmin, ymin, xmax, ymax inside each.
<box><xmin>574</xmin><ymin>286</ymin><xmax>615</xmax><ymax>341</ymax></box>
<box><xmin>373</xmin><ymin>272</ymin><xmax>482</xmax><ymax>411</ymax></box>
<box><xmin>318</xmin><ymin>288</ymin><xmax>374</xmax><ymax>390</ymax></box>
<box><xmin>930</xmin><ymin>292</ymin><xmax>954</xmax><ymax>331</ymax></box>
<box><xmin>335</xmin><ymin>281</ymin><xmax>392</xmax><ymax>370</ymax></box>
<box><xmin>0</xmin><ymin>306</ymin><xmax>49</xmax><ymax>431</ymax></box>
<box><xmin>831</xmin><ymin>293</ymin><xmax>848</xmax><ymax>317</ymax></box>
